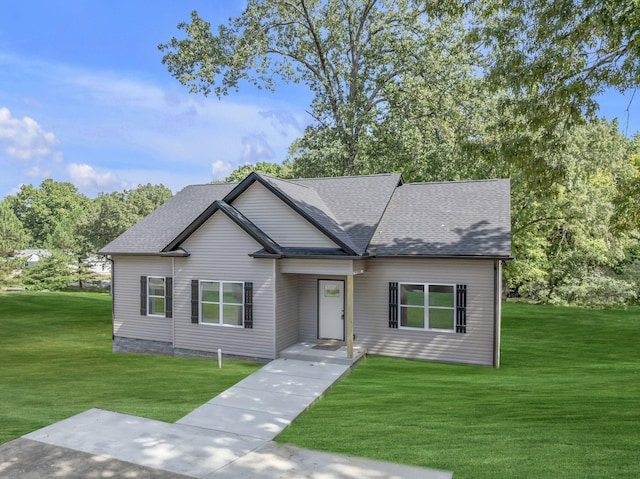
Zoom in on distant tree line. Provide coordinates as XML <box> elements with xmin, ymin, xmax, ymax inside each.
<box><xmin>0</xmin><ymin>181</ymin><xmax>172</xmax><ymax>290</ymax></box>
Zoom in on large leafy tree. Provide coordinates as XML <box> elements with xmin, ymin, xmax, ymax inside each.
<box><xmin>473</xmin><ymin>0</ymin><xmax>640</xmax><ymax>132</ymax></box>
<box><xmin>7</xmin><ymin>180</ymin><xmax>89</xmax><ymax>247</ymax></box>
<box><xmin>81</xmin><ymin>184</ymin><xmax>172</xmax><ymax>253</ymax></box>
<box><xmin>160</xmin><ymin>0</ymin><xmax>467</xmax><ymax>175</ymax></box>
<box><xmin>505</xmin><ymin>119</ymin><xmax>638</xmax><ymax>305</ymax></box>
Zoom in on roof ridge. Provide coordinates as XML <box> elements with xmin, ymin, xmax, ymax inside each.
<box><xmin>290</xmin><ymin>173</ymin><xmax>401</xmax><ymax>181</ymax></box>
<box><xmin>403</xmin><ymin>178</ymin><xmax>509</xmax><ymax>186</ymax></box>
<box><xmin>256</xmin><ymin>173</ymin><xmax>315</xmax><ymax>190</ymax></box>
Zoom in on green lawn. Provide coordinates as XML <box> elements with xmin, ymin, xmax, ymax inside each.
<box><xmin>276</xmin><ymin>302</ymin><xmax>640</xmax><ymax>479</ymax></box>
<box><xmin>0</xmin><ymin>291</ymin><xmax>260</xmax><ymax>445</ymax></box>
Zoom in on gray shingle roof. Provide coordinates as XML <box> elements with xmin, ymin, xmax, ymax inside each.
<box><xmin>99</xmin><ymin>173</ymin><xmax>511</xmax><ymax>259</ymax></box>
<box><xmin>368</xmin><ymin>179</ymin><xmax>511</xmax><ymax>257</ymax></box>
<box><xmin>99</xmin><ymin>183</ymin><xmax>236</xmax><ymax>255</ymax></box>
<box><xmin>291</xmin><ymin>174</ymin><xmax>402</xmax><ymax>254</ymax></box>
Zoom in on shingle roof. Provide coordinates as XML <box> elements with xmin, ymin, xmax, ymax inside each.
<box><xmin>291</xmin><ymin>174</ymin><xmax>402</xmax><ymax>254</ymax></box>
<box><xmin>99</xmin><ymin>173</ymin><xmax>511</xmax><ymax>259</ymax></box>
<box><xmin>368</xmin><ymin>179</ymin><xmax>511</xmax><ymax>257</ymax></box>
<box><xmin>99</xmin><ymin>183</ymin><xmax>236</xmax><ymax>255</ymax></box>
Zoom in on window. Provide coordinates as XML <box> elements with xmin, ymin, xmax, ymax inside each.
<box><xmin>399</xmin><ymin>283</ymin><xmax>455</xmax><ymax>331</ymax></box>
<box><xmin>147</xmin><ymin>277</ymin><xmax>166</xmax><ymax>316</ymax></box>
<box><xmin>140</xmin><ymin>276</ymin><xmax>172</xmax><ymax>318</ymax></box>
<box><xmin>199</xmin><ymin>280</ymin><xmax>244</xmax><ymax>327</ymax></box>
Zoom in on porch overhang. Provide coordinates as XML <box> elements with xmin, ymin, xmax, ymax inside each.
<box><xmin>279</xmin><ymin>258</ymin><xmax>368</xmax><ymax>276</ymax></box>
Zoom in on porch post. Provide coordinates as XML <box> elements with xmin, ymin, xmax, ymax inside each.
<box><xmin>346</xmin><ymin>274</ymin><xmax>354</xmax><ymax>359</ymax></box>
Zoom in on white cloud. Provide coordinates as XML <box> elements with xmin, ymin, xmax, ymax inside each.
<box><xmin>0</xmin><ymin>107</ymin><xmax>59</xmax><ymax>161</ymax></box>
<box><xmin>67</xmin><ymin>163</ymin><xmax>122</xmax><ymax>192</ymax></box>
<box><xmin>259</xmin><ymin>109</ymin><xmax>305</xmax><ymax>136</ymax></box>
<box><xmin>24</xmin><ymin>166</ymin><xmax>50</xmax><ymax>177</ymax></box>
<box><xmin>241</xmin><ymin>132</ymin><xmax>275</xmax><ymax>163</ymax></box>
<box><xmin>211</xmin><ymin>160</ymin><xmax>233</xmax><ymax>176</ymax></box>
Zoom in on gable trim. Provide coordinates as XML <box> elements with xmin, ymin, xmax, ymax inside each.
<box><xmin>162</xmin><ymin>200</ymin><xmax>282</xmax><ymax>254</ymax></box>
<box><xmin>224</xmin><ymin>173</ymin><xmax>358</xmax><ymax>256</ymax></box>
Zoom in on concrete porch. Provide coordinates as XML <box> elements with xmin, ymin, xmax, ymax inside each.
<box><xmin>279</xmin><ymin>341</ymin><xmax>367</xmax><ymax>366</ymax></box>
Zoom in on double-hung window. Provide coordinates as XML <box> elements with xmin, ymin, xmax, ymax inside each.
<box><xmin>140</xmin><ymin>276</ymin><xmax>172</xmax><ymax>318</ymax></box>
<box><xmin>399</xmin><ymin>283</ymin><xmax>455</xmax><ymax>332</ymax></box>
<box><xmin>147</xmin><ymin>277</ymin><xmax>166</xmax><ymax>316</ymax></box>
<box><xmin>200</xmin><ymin>280</ymin><xmax>244</xmax><ymax>327</ymax></box>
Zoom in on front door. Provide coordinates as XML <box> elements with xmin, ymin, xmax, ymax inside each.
<box><xmin>318</xmin><ymin>280</ymin><xmax>345</xmax><ymax>340</ymax></box>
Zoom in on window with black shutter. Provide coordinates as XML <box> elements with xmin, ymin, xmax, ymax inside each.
<box><xmin>390</xmin><ymin>282</ymin><xmax>465</xmax><ymax>333</ymax></box>
<box><xmin>194</xmin><ymin>280</ymin><xmax>249</xmax><ymax>327</ymax></box>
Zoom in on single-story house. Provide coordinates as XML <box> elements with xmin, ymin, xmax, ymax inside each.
<box><xmin>99</xmin><ymin>172</ymin><xmax>511</xmax><ymax>367</ymax></box>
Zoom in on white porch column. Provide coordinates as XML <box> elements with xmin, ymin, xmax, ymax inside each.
<box><xmin>346</xmin><ymin>274</ymin><xmax>354</xmax><ymax>359</ymax></box>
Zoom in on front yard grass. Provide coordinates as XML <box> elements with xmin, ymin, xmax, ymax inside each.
<box><xmin>0</xmin><ymin>291</ymin><xmax>260</xmax><ymax>445</ymax></box>
<box><xmin>276</xmin><ymin>302</ymin><xmax>640</xmax><ymax>479</ymax></box>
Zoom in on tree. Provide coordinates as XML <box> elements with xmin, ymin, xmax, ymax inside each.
<box><xmin>0</xmin><ymin>200</ymin><xmax>30</xmax><ymax>285</ymax></box>
<box><xmin>22</xmin><ymin>250</ymin><xmax>75</xmax><ymax>291</ymax></box>
<box><xmin>472</xmin><ymin>0</ymin><xmax>640</xmax><ymax>133</ymax></box>
<box><xmin>7</xmin><ymin>180</ymin><xmax>89</xmax><ymax>247</ymax></box>
<box><xmin>225</xmin><ymin>161</ymin><xmax>290</xmax><ymax>182</ymax></box>
<box><xmin>504</xmin><ymin>119</ymin><xmax>638</xmax><ymax>305</ymax></box>
<box><xmin>160</xmin><ymin>0</ymin><xmax>467</xmax><ymax>175</ymax></box>
<box><xmin>80</xmin><ymin>184</ymin><xmax>172</xmax><ymax>253</ymax></box>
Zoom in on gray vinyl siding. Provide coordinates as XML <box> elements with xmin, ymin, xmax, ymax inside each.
<box><xmin>173</xmin><ymin>211</ymin><xmax>275</xmax><ymax>359</ymax></box>
<box><xmin>280</xmin><ymin>258</ymin><xmax>366</xmax><ymax>275</ymax></box>
<box><xmin>275</xmin><ymin>268</ymin><xmax>300</xmax><ymax>353</ymax></box>
<box><xmin>111</xmin><ymin>255</ymin><xmax>173</xmax><ymax>342</ymax></box>
<box><xmin>354</xmin><ymin>258</ymin><xmax>497</xmax><ymax>366</ymax></box>
<box><xmin>231</xmin><ymin>182</ymin><xmax>339</xmax><ymax>248</ymax></box>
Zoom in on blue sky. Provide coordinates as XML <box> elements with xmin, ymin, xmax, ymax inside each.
<box><xmin>0</xmin><ymin>1</ymin><xmax>638</xmax><ymax>199</ymax></box>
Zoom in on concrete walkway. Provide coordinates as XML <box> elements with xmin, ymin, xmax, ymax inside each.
<box><xmin>12</xmin><ymin>357</ymin><xmax>452</xmax><ymax>479</ymax></box>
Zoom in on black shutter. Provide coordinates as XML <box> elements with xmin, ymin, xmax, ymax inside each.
<box><xmin>165</xmin><ymin>277</ymin><xmax>173</xmax><ymax>318</ymax></box>
<box><xmin>389</xmin><ymin>282</ymin><xmax>398</xmax><ymax>328</ymax></box>
<box><xmin>140</xmin><ymin>276</ymin><xmax>147</xmax><ymax>316</ymax></box>
<box><xmin>244</xmin><ymin>282</ymin><xmax>253</xmax><ymax>329</ymax></box>
<box><xmin>456</xmin><ymin>284</ymin><xmax>467</xmax><ymax>333</ymax></box>
<box><xmin>191</xmin><ymin>280</ymin><xmax>199</xmax><ymax>324</ymax></box>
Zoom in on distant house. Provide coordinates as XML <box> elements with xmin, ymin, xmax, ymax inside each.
<box><xmin>81</xmin><ymin>255</ymin><xmax>111</xmax><ymax>276</ymax></box>
<box><xmin>16</xmin><ymin>249</ymin><xmax>51</xmax><ymax>267</ymax></box>
<box><xmin>100</xmin><ymin>173</ymin><xmax>511</xmax><ymax>367</ymax></box>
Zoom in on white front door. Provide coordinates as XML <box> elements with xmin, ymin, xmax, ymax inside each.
<box><xmin>318</xmin><ymin>280</ymin><xmax>345</xmax><ymax>340</ymax></box>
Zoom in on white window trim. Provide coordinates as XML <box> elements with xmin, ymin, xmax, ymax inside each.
<box><xmin>147</xmin><ymin>276</ymin><xmax>166</xmax><ymax>318</ymax></box>
<box><xmin>398</xmin><ymin>282</ymin><xmax>456</xmax><ymax>333</ymax></box>
<box><xmin>199</xmin><ymin>279</ymin><xmax>245</xmax><ymax>328</ymax></box>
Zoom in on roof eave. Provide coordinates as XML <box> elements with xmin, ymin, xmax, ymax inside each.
<box><xmin>371</xmin><ymin>253</ymin><xmax>513</xmax><ymax>260</ymax></box>
<box><xmin>162</xmin><ymin>198</ymin><xmax>282</xmax><ymax>255</ymax></box>
<box><xmin>99</xmin><ymin>249</ymin><xmax>191</xmax><ymax>257</ymax></box>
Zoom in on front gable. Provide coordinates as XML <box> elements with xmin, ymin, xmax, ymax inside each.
<box><xmin>231</xmin><ymin>181</ymin><xmax>341</xmax><ymax>250</ymax></box>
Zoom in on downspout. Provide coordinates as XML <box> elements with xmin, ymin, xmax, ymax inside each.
<box><xmin>107</xmin><ymin>256</ymin><xmax>115</xmax><ymax>341</ymax></box>
<box><xmin>272</xmin><ymin>258</ymin><xmax>277</xmax><ymax>359</ymax></box>
<box><xmin>172</xmin><ymin>257</ymin><xmax>175</xmax><ymax>350</ymax></box>
<box><xmin>493</xmin><ymin>259</ymin><xmax>502</xmax><ymax>368</ymax></box>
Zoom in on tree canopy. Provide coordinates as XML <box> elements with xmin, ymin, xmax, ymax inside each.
<box><xmin>160</xmin><ymin>0</ymin><xmax>473</xmax><ymax>175</ymax></box>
